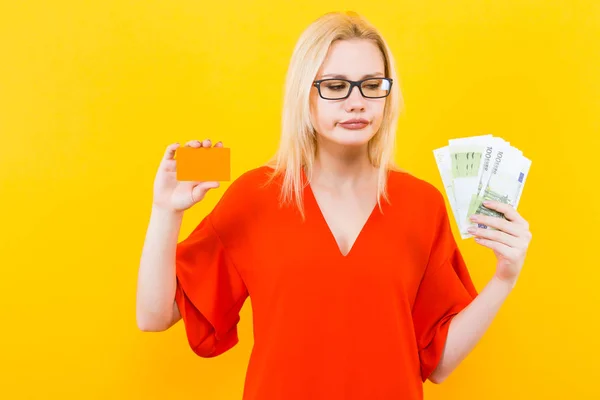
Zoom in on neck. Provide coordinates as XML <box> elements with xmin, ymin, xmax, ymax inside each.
<box><xmin>310</xmin><ymin>138</ymin><xmax>376</xmax><ymax>190</ymax></box>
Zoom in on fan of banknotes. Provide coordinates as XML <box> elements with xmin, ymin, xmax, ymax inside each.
<box><xmin>433</xmin><ymin>134</ymin><xmax>531</xmax><ymax>240</ymax></box>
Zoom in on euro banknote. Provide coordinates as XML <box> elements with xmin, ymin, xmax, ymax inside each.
<box><xmin>433</xmin><ymin>135</ymin><xmax>531</xmax><ymax>239</ymax></box>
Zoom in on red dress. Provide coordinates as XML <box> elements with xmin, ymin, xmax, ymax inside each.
<box><xmin>174</xmin><ymin>166</ymin><xmax>479</xmax><ymax>400</ymax></box>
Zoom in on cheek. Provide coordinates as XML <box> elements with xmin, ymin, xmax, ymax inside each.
<box><xmin>311</xmin><ymin>99</ymin><xmax>338</xmax><ymax>132</ymax></box>
<box><xmin>371</xmin><ymin>102</ymin><xmax>386</xmax><ymax>129</ymax></box>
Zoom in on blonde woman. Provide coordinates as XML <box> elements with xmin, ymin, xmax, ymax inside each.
<box><xmin>137</xmin><ymin>11</ymin><xmax>532</xmax><ymax>400</ymax></box>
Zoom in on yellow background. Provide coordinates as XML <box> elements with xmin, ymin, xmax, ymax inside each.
<box><xmin>1</xmin><ymin>1</ymin><xmax>598</xmax><ymax>399</ymax></box>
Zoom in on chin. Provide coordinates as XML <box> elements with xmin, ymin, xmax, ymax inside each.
<box><xmin>330</xmin><ymin>126</ymin><xmax>376</xmax><ymax>146</ymax></box>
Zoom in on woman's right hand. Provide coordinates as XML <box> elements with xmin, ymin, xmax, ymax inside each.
<box><xmin>152</xmin><ymin>139</ymin><xmax>223</xmax><ymax>213</ymax></box>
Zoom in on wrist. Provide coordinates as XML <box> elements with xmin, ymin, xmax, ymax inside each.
<box><xmin>492</xmin><ymin>274</ymin><xmax>518</xmax><ymax>291</ymax></box>
<box><xmin>151</xmin><ymin>203</ymin><xmax>184</xmax><ymax>220</ymax></box>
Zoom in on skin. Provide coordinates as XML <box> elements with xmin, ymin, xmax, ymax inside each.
<box><xmin>309</xmin><ymin>39</ymin><xmax>386</xmax><ymax>183</ymax></box>
<box><xmin>307</xmin><ymin>38</ymin><xmax>388</xmax><ymax>256</ymax></box>
<box><xmin>432</xmin><ymin>201</ymin><xmax>532</xmax><ymax>383</ymax></box>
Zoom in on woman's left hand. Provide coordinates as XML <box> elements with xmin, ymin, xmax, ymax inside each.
<box><xmin>467</xmin><ymin>200</ymin><xmax>532</xmax><ymax>287</ymax></box>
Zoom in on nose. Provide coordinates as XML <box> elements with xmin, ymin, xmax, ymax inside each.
<box><xmin>344</xmin><ymin>85</ymin><xmax>366</xmax><ymax>112</ymax></box>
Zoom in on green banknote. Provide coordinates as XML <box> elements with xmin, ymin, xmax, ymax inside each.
<box><xmin>468</xmin><ymin>147</ymin><xmax>532</xmax><ymax>231</ymax></box>
<box><xmin>448</xmin><ymin>135</ymin><xmax>491</xmax><ymax>236</ymax></box>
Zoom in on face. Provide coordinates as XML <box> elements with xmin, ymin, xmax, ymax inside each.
<box><xmin>310</xmin><ymin>39</ymin><xmax>388</xmax><ymax>149</ymax></box>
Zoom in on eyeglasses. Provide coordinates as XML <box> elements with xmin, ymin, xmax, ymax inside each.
<box><xmin>313</xmin><ymin>77</ymin><xmax>393</xmax><ymax>100</ymax></box>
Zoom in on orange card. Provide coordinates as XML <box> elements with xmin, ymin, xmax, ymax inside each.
<box><xmin>176</xmin><ymin>146</ymin><xmax>231</xmax><ymax>182</ymax></box>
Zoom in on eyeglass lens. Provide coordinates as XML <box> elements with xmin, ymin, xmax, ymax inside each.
<box><xmin>319</xmin><ymin>78</ymin><xmax>391</xmax><ymax>99</ymax></box>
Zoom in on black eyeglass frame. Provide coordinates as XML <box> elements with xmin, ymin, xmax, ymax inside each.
<box><xmin>312</xmin><ymin>77</ymin><xmax>393</xmax><ymax>100</ymax></box>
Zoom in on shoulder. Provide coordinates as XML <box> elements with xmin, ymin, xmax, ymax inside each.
<box><xmin>386</xmin><ymin>169</ymin><xmax>458</xmax><ymax>251</ymax></box>
<box><xmin>386</xmin><ymin>168</ymin><xmax>446</xmax><ymax>213</ymax></box>
<box><xmin>220</xmin><ymin>165</ymin><xmax>276</xmax><ymax>199</ymax></box>
<box><xmin>209</xmin><ymin>165</ymin><xmax>280</xmax><ymax>230</ymax></box>
<box><xmin>385</xmin><ymin>168</ymin><xmax>452</xmax><ymax>240</ymax></box>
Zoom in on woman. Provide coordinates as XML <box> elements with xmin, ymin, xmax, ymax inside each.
<box><xmin>136</xmin><ymin>11</ymin><xmax>532</xmax><ymax>400</ymax></box>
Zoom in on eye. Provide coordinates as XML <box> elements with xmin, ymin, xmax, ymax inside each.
<box><xmin>323</xmin><ymin>80</ymin><xmax>349</xmax><ymax>91</ymax></box>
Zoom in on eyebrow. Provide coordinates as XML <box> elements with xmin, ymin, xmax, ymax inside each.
<box><xmin>319</xmin><ymin>72</ymin><xmax>385</xmax><ymax>79</ymax></box>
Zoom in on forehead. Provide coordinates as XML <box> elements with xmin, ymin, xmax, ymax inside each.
<box><xmin>317</xmin><ymin>39</ymin><xmax>385</xmax><ymax>79</ymax></box>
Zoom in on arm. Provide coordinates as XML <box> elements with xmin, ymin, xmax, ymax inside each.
<box><xmin>136</xmin><ymin>139</ymin><xmax>223</xmax><ymax>332</ymax></box>
<box><xmin>429</xmin><ymin>275</ymin><xmax>515</xmax><ymax>383</ymax></box>
<box><xmin>430</xmin><ymin>200</ymin><xmax>531</xmax><ymax>383</ymax></box>
<box><xmin>135</xmin><ymin>205</ymin><xmax>184</xmax><ymax>332</ymax></box>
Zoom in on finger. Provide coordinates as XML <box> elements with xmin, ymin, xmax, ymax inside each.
<box><xmin>196</xmin><ymin>181</ymin><xmax>220</xmax><ymax>190</ymax></box>
<box><xmin>469</xmin><ymin>226</ymin><xmax>520</xmax><ymax>248</ymax></box>
<box><xmin>163</xmin><ymin>159</ymin><xmax>176</xmax><ymax>172</ymax></box>
<box><xmin>474</xmin><ymin>237</ymin><xmax>513</xmax><ymax>256</ymax></box>
<box><xmin>182</xmin><ymin>180</ymin><xmax>219</xmax><ymax>188</ymax></box>
<box><xmin>481</xmin><ymin>200</ymin><xmax>526</xmax><ymax>225</ymax></box>
<box><xmin>184</xmin><ymin>140</ymin><xmax>202</xmax><ymax>148</ymax></box>
<box><xmin>191</xmin><ymin>181</ymin><xmax>220</xmax><ymax>202</ymax></box>
<box><xmin>202</xmin><ymin>139</ymin><xmax>212</xmax><ymax>148</ymax></box>
<box><xmin>470</xmin><ymin>214</ymin><xmax>521</xmax><ymax>237</ymax></box>
<box><xmin>163</xmin><ymin>143</ymin><xmax>180</xmax><ymax>160</ymax></box>
<box><xmin>214</xmin><ymin>141</ymin><xmax>223</xmax><ymax>148</ymax></box>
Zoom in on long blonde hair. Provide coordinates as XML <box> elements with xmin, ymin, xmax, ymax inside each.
<box><xmin>265</xmin><ymin>11</ymin><xmax>405</xmax><ymax>219</ymax></box>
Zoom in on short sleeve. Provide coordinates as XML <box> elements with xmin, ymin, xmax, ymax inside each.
<box><xmin>412</xmin><ymin>194</ymin><xmax>479</xmax><ymax>382</ymax></box>
<box><xmin>174</xmin><ymin>214</ymin><xmax>248</xmax><ymax>358</ymax></box>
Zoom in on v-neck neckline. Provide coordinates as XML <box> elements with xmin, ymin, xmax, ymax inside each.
<box><xmin>302</xmin><ymin>167</ymin><xmax>382</xmax><ymax>258</ymax></box>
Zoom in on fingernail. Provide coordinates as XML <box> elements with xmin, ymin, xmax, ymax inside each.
<box><xmin>483</xmin><ymin>201</ymin><xmax>491</xmax><ymax>206</ymax></box>
<box><xmin>467</xmin><ymin>227</ymin><xmax>476</xmax><ymax>234</ymax></box>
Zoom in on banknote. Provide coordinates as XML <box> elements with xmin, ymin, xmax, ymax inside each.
<box><xmin>433</xmin><ymin>146</ymin><xmax>466</xmax><ymax>237</ymax></box>
<box><xmin>467</xmin><ymin>149</ymin><xmax>532</xmax><ymax>232</ymax></box>
<box><xmin>465</xmin><ymin>137</ymin><xmax>510</xmax><ymax>223</ymax></box>
<box><xmin>433</xmin><ymin>134</ymin><xmax>531</xmax><ymax>239</ymax></box>
<box><xmin>448</xmin><ymin>135</ymin><xmax>491</xmax><ymax>236</ymax></box>
<box><xmin>474</xmin><ymin>137</ymin><xmax>508</xmax><ymax>199</ymax></box>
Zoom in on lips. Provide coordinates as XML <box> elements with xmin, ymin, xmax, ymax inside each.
<box><xmin>338</xmin><ymin>118</ymin><xmax>369</xmax><ymax>130</ymax></box>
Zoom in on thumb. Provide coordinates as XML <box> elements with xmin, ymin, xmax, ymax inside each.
<box><xmin>191</xmin><ymin>181</ymin><xmax>220</xmax><ymax>202</ymax></box>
